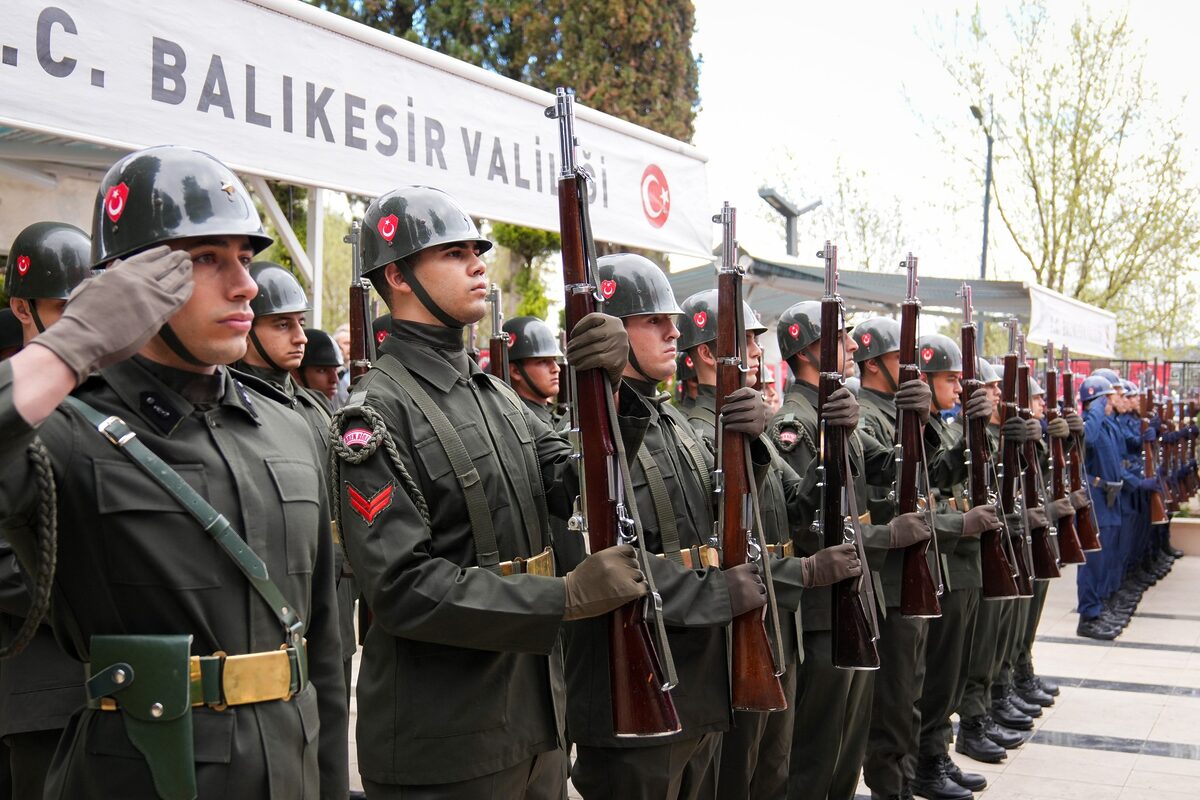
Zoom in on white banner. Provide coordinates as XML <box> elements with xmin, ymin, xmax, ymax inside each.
<box><xmin>1025</xmin><ymin>283</ymin><xmax>1117</xmax><ymax>358</ymax></box>
<box><xmin>0</xmin><ymin>0</ymin><xmax>711</xmax><ymax>256</ymax></box>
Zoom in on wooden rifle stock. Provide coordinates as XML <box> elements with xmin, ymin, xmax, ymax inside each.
<box><xmin>959</xmin><ymin>284</ymin><xmax>1019</xmax><ymax>599</ymax></box>
<box><xmin>548</xmin><ymin>88</ymin><xmax>679</xmax><ymax>737</ymax></box>
<box><xmin>815</xmin><ymin>242</ymin><xmax>880</xmax><ymax>670</ymax></box>
<box><xmin>344</xmin><ymin>221</ymin><xmax>375</xmax><ymax>382</ymax></box>
<box><xmin>486</xmin><ymin>284</ymin><xmax>509</xmax><ymax>383</ymax></box>
<box><xmin>1141</xmin><ymin>377</ymin><xmax>1169</xmax><ymax>525</ymax></box>
<box><xmin>713</xmin><ymin>202</ymin><xmax>786</xmax><ymax>711</ymax></box>
<box><xmin>1062</xmin><ymin>348</ymin><xmax>1102</xmax><ymax>551</ymax></box>
<box><xmin>1045</xmin><ymin>343</ymin><xmax>1086</xmax><ymax>564</ymax></box>
<box><xmin>897</xmin><ymin>254</ymin><xmax>941</xmax><ymax>618</ymax></box>
<box><xmin>999</xmin><ymin>321</ymin><xmax>1035</xmax><ymax>596</ymax></box>
<box><xmin>1017</xmin><ymin>340</ymin><xmax>1060</xmax><ymax>580</ymax></box>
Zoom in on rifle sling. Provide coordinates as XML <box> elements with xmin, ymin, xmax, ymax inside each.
<box><xmin>636</xmin><ymin>448</ymin><xmax>684</xmax><ymax>565</ymax></box>
<box><xmin>64</xmin><ymin>397</ymin><xmax>306</xmax><ymax>658</ymax></box>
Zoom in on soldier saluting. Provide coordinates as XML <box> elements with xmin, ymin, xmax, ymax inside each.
<box><xmin>0</xmin><ymin>145</ymin><xmax>348</xmax><ymax>798</ymax></box>
<box><xmin>333</xmin><ymin>186</ymin><xmax>649</xmax><ymax>799</ymax></box>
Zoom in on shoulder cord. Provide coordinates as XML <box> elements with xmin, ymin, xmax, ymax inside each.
<box><xmin>329</xmin><ymin>403</ymin><xmax>431</xmax><ymax>567</ymax></box>
<box><xmin>0</xmin><ymin>438</ymin><xmax>57</xmax><ymax>659</ymax></box>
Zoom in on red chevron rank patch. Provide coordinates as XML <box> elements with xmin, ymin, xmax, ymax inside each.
<box><xmin>347</xmin><ymin>482</ymin><xmax>395</xmax><ymax>526</ymax></box>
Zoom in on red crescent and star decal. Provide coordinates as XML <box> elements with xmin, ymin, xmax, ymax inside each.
<box><xmin>377</xmin><ymin>214</ymin><xmax>399</xmax><ymax>243</ymax></box>
<box><xmin>15</xmin><ymin>255</ymin><xmax>31</xmax><ymax>276</ymax></box>
<box><xmin>600</xmin><ymin>279</ymin><xmax>617</xmax><ymax>299</ymax></box>
<box><xmin>921</xmin><ymin>346</ymin><xmax>934</xmax><ymax>363</ymax></box>
<box><xmin>693</xmin><ymin>311</ymin><xmax>707</xmax><ymax>329</ymax></box>
<box><xmin>347</xmin><ymin>482</ymin><xmax>395</xmax><ymax>526</ymax></box>
<box><xmin>861</xmin><ymin>332</ymin><xmax>872</xmax><ymax>347</ymax></box>
<box><xmin>640</xmin><ymin>164</ymin><xmax>670</xmax><ymax>228</ymax></box>
<box><xmin>376</xmin><ymin>329</ymin><xmax>387</xmax><ymax>344</ymax></box>
<box><xmin>789</xmin><ymin>323</ymin><xmax>800</xmax><ymax>338</ymax></box>
<box><xmin>684</xmin><ymin>355</ymin><xmax>694</xmax><ymax>368</ymax></box>
<box><xmin>105</xmin><ymin>182</ymin><xmax>129</xmax><ymax>223</ymax></box>
<box><xmin>507</xmin><ymin>332</ymin><xmax>517</xmax><ymax>347</ymax></box>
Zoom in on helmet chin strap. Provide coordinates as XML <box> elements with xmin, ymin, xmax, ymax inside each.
<box><xmin>874</xmin><ymin>356</ymin><xmax>900</xmax><ymax>393</ymax></box>
<box><xmin>397</xmin><ymin>259</ymin><xmax>466</xmax><ymax>329</ymax></box>
<box><xmin>28</xmin><ymin>299</ymin><xmax>46</xmax><ymax>335</ymax></box>
<box><xmin>157</xmin><ymin>322</ymin><xmax>208</xmax><ymax>367</ymax></box>
<box><xmin>627</xmin><ymin>348</ymin><xmax>660</xmax><ymax>385</ymax></box>
<box><xmin>516</xmin><ymin>361</ymin><xmax>553</xmax><ymax>401</ymax></box>
<box><xmin>248</xmin><ymin>326</ymin><xmax>286</xmax><ymax>372</ymax></box>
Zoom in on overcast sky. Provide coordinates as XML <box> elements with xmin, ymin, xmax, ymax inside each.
<box><xmin>689</xmin><ymin>0</ymin><xmax>1200</xmax><ymax>284</ymax></box>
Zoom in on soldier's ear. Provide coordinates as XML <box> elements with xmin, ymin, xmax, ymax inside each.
<box><xmin>384</xmin><ymin>262</ymin><xmax>407</xmax><ymax>297</ymax></box>
<box><xmin>9</xmin><ymin>297</ymin><xmax>32</xmax><ymax>326</ymax></box>
<box><xmin>696</xmin><ymin>343</ymin><xmax>717</xmax><ymax>368</ymax></box>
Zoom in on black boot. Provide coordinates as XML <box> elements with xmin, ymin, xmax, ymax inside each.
<box><xmin>1006</xmin><ymin>686</ymin><xmax>1043</xmax><ymax>717</ymax></box>
<box><xmin>1036</xmin><ymin>674</ymin><xmax>1060</xmax><ymax>696</ymax></box>
<box><xmin>912</xmin><ymin>755</ymin><xmax>974</xmax><ymax>800</ymax></box>
<box><xmin>1077</xmin><ymin>615</ymin><xmax>1119</xmax><ymax>640</ymax></box>
<box><xmin>983</xmin><ymin>715</ymin><xmax>1025</xmax><ymax>749</ymax></box>
<box><xmin>956</xmin><ymin>715</ymin><xmax>1008</xmax><ymax>762</ymax></box>
<box><xmin>940</xmin><ymin>753</ymin><xmax>987</xmax><ymax>791</ymax></box>
<box><xmin>1015</xmin><ymin>668</ymin><xmax>1054</xmax><ymax>707</ymax></box>
<box><xmin>990</xmin><ymin>691</ymin><xmax>1034</xmax><ymax>731</ymax></box>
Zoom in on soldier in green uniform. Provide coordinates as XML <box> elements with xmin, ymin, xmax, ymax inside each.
<box><xmin>851</xmin><ymin>320</ymin><xmax>989</xmax><ymax>800</ymax></box>
<box><xmin>770</xmin><ymin>302</ymin><xmax>932</xmax><ymax>800</ymax></box>
<box><xmin>0</xmin><ymin>222</ymin><xmax>92</xmax><ymax>799</ymax></box>
<box><xmin>235</xmin><ymin>262</ymin><xmax>332</xmax><ymax>443</ymax></box>
<box><xmin>954</xmin><ymin>359</ymin><xmax>1025</xmax><ymax>763</ymax></box>
<box><xmin>295</xmin><ymin>329</ymin><xmax>344</xmax><ymax>408</ymax></box>
<box><xmin>333</xmin><ymin>187</ymin><xmax>649</xmax><ymax>799</ymax></box>
<box><xmin>675</xmin><ymin>352</ymin><xmax>698</xmax><ymax>410</ymax></box>
<box><xmin>565</xmin><ymin>257</ymin><xmax>771</xmax><ymax>800</ymax></box>
<box><xmin>911</xmin><ymin>335</ymin><xmax>1002</xmax><ymax>800</ymax></box>
<box><xmin>0</xmin><ymin>144</ymin><xmax>349</xmax><ymax>798</ymax></box>
<box><xmin>674</xmin><ymin>290</ymin><xmax>862</xmax><ymax>800</ymax></box>
<box><xmin>502</xmin><ymin>316</ymin><xmax>563</xmax><ymax>427</ymax></box>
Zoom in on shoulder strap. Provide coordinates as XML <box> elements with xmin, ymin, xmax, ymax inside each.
<box><xmin>372</xmin><ymin>356</ymin><xmax>502</xmax><ymax>572</ymax></box>
<box><xmin>635</xmin><ymin>447</ymin><xmax>684</xmax><ymax>564</ymax></box>
<box><xmin>64</xmin><ymin>398</ymin><xmax>307</xmax><ymax>665</ymax></box>
<box><xmin>667</xmin><ymin>408</ymin><xmax>714</xmax><ymax>499</ymax></box>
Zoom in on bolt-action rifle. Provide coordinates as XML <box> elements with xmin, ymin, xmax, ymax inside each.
<box><xmin>344</xmin><ymin>221</ymin><xmax>375</xmax><ymax>382</ymax></box>
<box><xmin>1062</xmin><ymin>348</ymin><xmax>1103</xmax><ymax>551</ymax></box>
<box><xmin>999</xmin><ymin>319</ymin><xmax>1036</xmax><ymax>597</ymax></box>
<box><xmin>1045</xmin><ymin>343</ymin><xmax>1086</xmax><ymax>564</ymax></box>
<box><xmin>487</xmin><ymin>284</ymin><xmax>509</xmax><ymax>383</ymax></box>
<box><xmin>1017</xmin><ymin>336</ymin><xmax>1061</xmax><ymax>580</ymax></box>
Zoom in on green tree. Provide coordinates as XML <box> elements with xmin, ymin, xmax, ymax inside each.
<box><xmin>933</xmin><ymin>2</ymin><xmax>1200</xmax><ymax>355</ymax></box>
<box><xmin>493</xmin><ymin>222</ymin><xmax>559</xmax><ymax>318</ymax></box>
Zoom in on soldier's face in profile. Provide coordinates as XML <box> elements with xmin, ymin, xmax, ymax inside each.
<box><xmin>152</xmin><ymin>235</ymin><xmax>258</xmax><ymax>370</ymax></box>
<box><xmin>623</xmin><ymin>314</ymin><xmax>680</xmax><ymax>382</ymax></box>
<box><xmin>1030</xmin><ymin>394</ymin><xmax>1046</xmax><ymax>419</ymax></box>
<box><xmin>395</xmin><ymin>241</ymin><xmax>488</xmax><ymax>326</ymax></box>
<box><xmin>299</xmin><ymin>364</ymin><xmax>339</xmax><ymax>399</ymax></box>
<box><xmin>513</xmin><ymin>356</ymin><xmax>560</xmax><ymax>400</ymax></box>
<box><xmin>245</xmin><ymin>312</ymin><xmax>308</xmax><ymax>371</ymax></box>
<box><xmin>928</xmin><ymin>371</ymin><xmax>961</xmax><ymax>410</ymax></box>
<box><xmin>746</xmin><ymin>332</ymin><xmax>762</xmax><ymax>385</ymax></box>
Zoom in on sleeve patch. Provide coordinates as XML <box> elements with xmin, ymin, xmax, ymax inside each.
<box><xmin>346</xmin><ymin>481</ymin><xmax>395</xmax><ymax>525</ymax></box>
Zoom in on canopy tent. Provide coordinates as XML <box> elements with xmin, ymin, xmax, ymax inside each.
<box><xmin>0</xmin><ymin>0</ymin><xmax>711</xmax><ymax>322</ymax></box>
<box><xmin>668</xmin><ymin>245</ymin><xmax>1118</xmax><ymax>358</ymax></box>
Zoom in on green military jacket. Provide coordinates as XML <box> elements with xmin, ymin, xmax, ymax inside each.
<box><xmin>856</xmin><ymin>387</ymin><xmax>906</xmax><ymax>607</ymax></box>
<box><xmin>927</xmin><ymin>414</ymin><xmax>977</xmax><ymax>591</ymax></box>
<box><xmin>335</xmin><ymin>324</ymin><xmax>626</xmax><ymax>784</ymax></box>
<box><xmin>770</xmin><ymin>382</ymin><xmax>896</xmax><ymax>632</ymax></box>
<box><xmin>563</xmin><ymin>379</ymin><xmax>737</xmax><ymax>748</ymax></box>
<box><xmin>519</xmin><ymin>395</ymin><xmax>559</xmax><ymax>429</ymax></box>
<box><xmin>686</xmin><ymin>385</ymin><xmax>802</xmax><ymax>663</ymax></box>
<box><xmin>0</xmin><ymin>357</ymin><xmax>347</xmax><ymax>799</ymax></box>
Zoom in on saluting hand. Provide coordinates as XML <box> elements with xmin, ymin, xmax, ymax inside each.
<box><xmin>30</xmin><ymin>246</ymin><xmax>193</xmax><ymax>383</ymax></box>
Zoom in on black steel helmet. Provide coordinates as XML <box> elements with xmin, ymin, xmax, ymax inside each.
<box><xmin>916</xmin><ymin>334</ymin><xmax>963</xmax><ymax>373</ymax></box>
<box><xmin>91</xmin><ymin>145</ymin><xmax>272</xmax><ymax>266</ymax></box>
<box><xmin>249</xmin><ymin>261</ymin><xmax>310</xmax><ymax>318</ymax></box>
<box><xmin>595</xmin><ymin>253</ymin><xmax>683</xmax><ymax>318</ymax></box>
<box><xmin>359</xmin><ymin>186</ymin><xmax>492</xmax><ymax>276</ymax></box>
<box><xmin>300</xmin><ymin>328</ymin><xmax>342</xmax><ymax>368</ymax></box>
<box><xmin>977</xmin><ymin>357</ymin><xmax>1001</xmax><ymax>384</ymax></box>
<box><xmin>777</xmin><ymin>301</ymin><xmax>823</xmax><ymax>361</ymax></box>
<box><xmin>852</xmin><ymin>317</ymin><xmax>901</xmax><ymax>364</ymax></box>
<box><xmin>676</xmin><ymin>289</ymin><xmax>767</xmax><ymax>352</ymax></box>
<box><xmin>504</xmin><ymin>316</ymin><xmax>562</xmax><ymax>360</ymax></box>
<box><xmin>6</xmin><ymin>222</ymin><xmax>92</xmax><ymax>299</ymax></box>
<box><xmin>676</xmin><ymin>351</ymin><xmax>696</xmax><ymax>382</ymax></box>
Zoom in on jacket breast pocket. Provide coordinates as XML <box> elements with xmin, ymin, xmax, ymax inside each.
<box><xmin>413</xmin><ymin>421</ymin><xmax>495</xmax><ymax>483</ymax></box>
<box><xmin>95</xmin><ymin>460</ymin><xmax>221</xmax><ymax>589</ymax></box>
<box><xmin>265</xmin><ymin>459</ymin><xmax>320</xmax><ymax>575</ymax></box>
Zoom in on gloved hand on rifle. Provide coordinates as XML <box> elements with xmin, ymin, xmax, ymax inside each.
<box><xmin>1047</xmin><ymin>417</ymin><xmax>1070</xmax><ymax>439</ymax></box>
<box><xmin>1024</xmin><ymin>506</ymin><xmax>1049</xmax><ymax>531</ymax></box>
<box><xmin>800</xmin><ymin>543</ymin><xmax>862</xmax><ymax>588</ymax></box>
<box><xmin>1138</xmin><ymin>476</ymin><xmax>1162</xmax><ymax>494</ymax></box>
<box><xmin>963</xmin><ymin>389</ymin><xmax>994</xmax><ymax>422</ymax></box>
<box><xmin>725</xmin><ymin>562</ymin><xmax>768</xmax><ymax>616</ymax></box>
<box><xmin>1063</xmin><ymin>408</ymin><xmax>1084</xmax><ymax>435</ymax></box>
<box><xmin>962</xmin><ymin>503</ymin><xmax>1001</xmax><ymax>539</ymax></box>
<box><xmin>562</xmin><ymin>544</ymin><xmax>648</xmax><ymax>621</ymax></box>
<box><xmin>721</xmin><ymin>386</ymin><xmax>767</xmax><ymax>437</ymax></box>
<box><xmin>1025</xmin><ymin>418</ymin><xmax>1043</xmax><ymax>441</ymax></box>
<box><xmin>1141</xmin><ymin>426</ymin><xmax>1158</xmax><ymax>442</ymax></box>
<box><xmin>888</xmin><ymin>511</ymin><xmax>931</xmax><ymax>549</ymax></box>
<box><xmin>566</xmin><ymin>312</ymin><xmax>628</xmax><ymax>388</ymax></box>
<box><xmin>1001</xmin><ymin>416</ymin><xmax>1030</xmax><ymax>444</ymax></box>
<box><xmin>1070</xmin><ymin>487</ymin><xmax>1091</xmax><ymax>510</ymax></box>
<box><xmin>822</xmin><ymin>386</ymin><xmax>859</xmax><ymax>429</ymax></box>
<box><xmin>894</xmin><ymin>379</ymin><xmax>932</xmax><ymax>424</ymax></box>
<box><xmin>1048</xmin><ymin>496</ymin><xmax>1075</xmax><ymax>522</ymax></box>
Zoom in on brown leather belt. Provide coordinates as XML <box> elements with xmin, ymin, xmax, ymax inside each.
<box><xmin>764</xmin><ymin>541</ymin><xmax>795</xmax><ymax>558</ymax></box>
<box><xmin>656</xmin><ymin>545</ymin><xmax>721</xmax><ymax>569</ymax></box>
<box><xmin>495</xmin><ymin>546</ymin><xmax>555</xmax><ymax>577</ymax></box>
